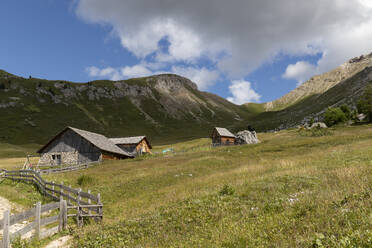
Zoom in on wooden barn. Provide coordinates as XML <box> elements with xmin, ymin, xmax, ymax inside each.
<box><xmin>37</xmin><ymin>127</ymin><xmax>134</xmax><ymax>166</ymax></box>
<box><xmin>211</xmin><ymin>127</ymin><xmax>236</xmax><ymax>146</ymax></box>
<box><xmin>110</xmin><ymin>136</ymin><xmax>152</xmax><ymax>156</ymax></box>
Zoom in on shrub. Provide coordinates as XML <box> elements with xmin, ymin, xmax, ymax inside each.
<box><xmin>219</xmin><ymin>184</ymin><xmax>235</xmax><ymax>196</ymax></box>
<box><xmin>298</xmin><ymin>127</ymin><xmax>332</xmax><ymax>137</ymax></box>
<box><xmin>77</xmin><ymin>175</ymin><xmax>94</xmax><ymax>186</ymax></box>
<box><xmin>357</xmin><ymin>85</ymin><xmax>372</xmax><ymax>122</ymax></box>
<box><xmin>340</xmin><ymin>104</ymin><xmax>352</xmax><ymax>119</ymax></box>
<box><xmin>323</xmin><ymin>107</ymin><xmax>347</xmax><ymax>127</ymax></box>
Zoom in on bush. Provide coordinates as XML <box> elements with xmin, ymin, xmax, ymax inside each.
<box><xmin>219</xmin><ymin>184</ymin><xmax>235</xmax><ymax>196</ymax></box>
<box><xmin>357</xmin><ymin>85</ymin><xmax>372</xmax><ymax>122</ymax></box>
<box><xmin>324</xmin><ymin>107</ymin><xmax>347</xmax><ymax>127</ymax></box>
<box><xmin>298</xmin><ymin>127</ymin><xmax>332</xmax><ymax>137</ymax></box>
<box><xmin>77</xmin><ymin>175</ymin><xmax>94</xmax><ymax>186</ymax></box>
<box><xmin>340</xmin><ymin>104</ymin><xmax>352</xmax><ymax>119</ymax></box>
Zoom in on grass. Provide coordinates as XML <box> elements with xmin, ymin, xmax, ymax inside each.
<box><xmin>1</xmin><ymin>125</ymin><xmax>372</xmax><ymax>246</ymax></box>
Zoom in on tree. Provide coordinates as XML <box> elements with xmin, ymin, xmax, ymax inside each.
<box><xmin>324</xmin><ymin>107</ymin><xmax>347</xmax><ymax>127</ymax></box>
<box><xmin>340</xmin><ymin>104</ymin><xmax>352</xmax><ymax>120</ymax></box>
<box><xmin>357</xmin><ymin>85</ymin><xmax>372</xmax><ymax>122</ymax></box>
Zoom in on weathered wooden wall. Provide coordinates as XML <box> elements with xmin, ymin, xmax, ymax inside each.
<box><xmin>39</xmin><ymin>129</ymin><xmax>101</xmax><ymax>165</ymax></box>
<box><xmin>136</xmin><ymin>139</ymin><xmax>151</xmax><ymax>153</ymax></box>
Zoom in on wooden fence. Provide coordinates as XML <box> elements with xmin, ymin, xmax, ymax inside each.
<box><xmin>37</xmin><ymin>162</ymin><xmax>100</xmax><ymax>175</ymax></box>
<box><xmin>0</xmin><ymin>169</ymin><xmax>103</xmax><ymax>245</ymax></box>
<box><xmin>0</xmin><ymin>199</ymin><xmax>67</xmax><ymax>248</ymax></box>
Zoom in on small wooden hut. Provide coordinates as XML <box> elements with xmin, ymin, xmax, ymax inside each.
<box><xmin>110</xmin><ymin>136</ymin><xmax>152</xmax><ymax>156</ymax></box>
<box><xmin>211</xmin><ymin>127</ymin><xmax>236</xmax><ymax>146</ymax></box>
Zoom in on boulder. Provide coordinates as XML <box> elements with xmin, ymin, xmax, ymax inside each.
<box><xmin>310</xmin><ymin>122</ymin><xmax>327</xmax><ymax>129</ymax></box>
<box><xmin>357</xmin><ymin>113</ymin><xmax>367</xmax><ymax>121</ymax></box>
<box><xmin>235</xmin><ymin>130</ymin><xmax>259</xmax><ymax>145</ymax></box>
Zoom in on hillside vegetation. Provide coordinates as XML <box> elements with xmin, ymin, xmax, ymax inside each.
<box><xmin>264</xmin><ymin>53</ymin><xmax>372</xmax><ymax>111</ymax></box>
<box><xmin>1</xmin><ymin>125</ymin><xmax>372</xmax><ymax>247</ymax></box>
<box><xmin>0</xmin><ymin>73</ymin><xmax>255</xmax><ymax>146</ymax></box>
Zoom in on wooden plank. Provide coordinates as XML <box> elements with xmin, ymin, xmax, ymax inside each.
<box><xmin>39</xmin><ymin>226</ymin><xmax>59</xmax><ymax>240</ymax></box>
<box><xmin>10</xmin><ymin>221</ymin><xmax>35</xmax><ymax>239</ymax></box>
<box><xmin>40</xmin><ymin>215</ymin><xmax>59</xmax><ymax>226</ymax></box>
<box><xmin>41</xmin><ymin>202</ymin><xmax>60</xmax><ymax>213</ymax></box>
<box><xmin>9</xmin><ymin>208</ymin><xmax>35</xmax><ymax>226</ymax></box>
<box><xmin>60</xmin><ymin>184</ymin><xmax>79</xmax><ymax>194</ymax></box>
<box><xmin>79</xmin><ymin>191</ymin><xmax>98</xmax><ymax>202</ymax></box>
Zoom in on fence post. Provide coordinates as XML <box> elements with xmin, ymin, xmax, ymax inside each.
<box><xmin>77</xmin><ymin>188</ymin><xmax>82</xmax><ymax>228</ymax></box>
<box><xmin>67</xmin><ymin>185</ymin><xmax>71</xmax><ymax>205</ymax></box>
<box><xmin>62</xmin><ymin>200</ymin><xmax>67</xmax><ymax>230</ymax></box>
<box><xmin>3</xmin><ymin>210</ymin><xmax>10</xmax><ymax>248</ymax></box>
<box><xmin>59</xmin><ymin>196</ymin><xmax>63</xmax><ymax>232</ymax></box>
<box><xmin>97</xmin><ymin>193</ymin><xmax>103</xmax><ymax>222</ymax></box>
<box><xmin>88</xmin><ymin>189</ymin><xmax>91</xmax><ymax>216</ymax></box>
<box><xmin>52</xmin><ymin>181</ymin><xmax>55</xmax><ymax>198</ymax></box>
<box><xmin>35</xmin><ymin>202</ymin><xmax>41</xmax><ymax>239</ymax></box>
<box><xmin>60</xmin><ymin>181</ymin><xmax>64</xmax><ymax>199</ymax></box>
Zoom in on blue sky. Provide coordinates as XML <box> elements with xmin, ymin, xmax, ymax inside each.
<box><xmin>1</xmin><ymin>0</ymin><xmax>372</xmax><ymax>104</ymax></box>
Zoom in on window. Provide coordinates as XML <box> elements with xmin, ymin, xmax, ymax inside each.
<box><xmin>52</xmin><ymin>154</ymin><xmax>62</xmax><ymax>165</ymax></box>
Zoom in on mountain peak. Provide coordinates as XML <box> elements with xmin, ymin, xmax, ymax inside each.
<box><xmin>148</xmin><ymin>74</ymin><xmax>198</xmax><ymax>91</ymax></box>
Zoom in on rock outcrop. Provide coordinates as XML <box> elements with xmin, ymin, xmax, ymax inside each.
<box><xmin>235</xmin><ymin>130</ymin><xmax>259</xmax><ymax>145</ymax></box>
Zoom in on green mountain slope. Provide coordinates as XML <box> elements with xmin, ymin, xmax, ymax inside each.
<box><xmin>264</xmin><ymin>53</ymin><xmax>372</xmax><ymax>111</ymax></box>
<box><xmin>1</xmin><ymin>52</ymin><xmax>372</xmax><ymax>146</ymax></box>
<box><xmin>250</xmin><ymin>65</ymin><xmax>372</xmax><ymax>130</ymax></box>
<box><xmin>0</xmin><ymin>73</ymin><xmax>255</xmax><ymax>145</ymax></box>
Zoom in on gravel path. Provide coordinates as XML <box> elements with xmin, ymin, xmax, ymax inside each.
<box><xmin>44</xmin><ymin>236</ymin><xmax>72</xmax><ymax>248</ymax></box>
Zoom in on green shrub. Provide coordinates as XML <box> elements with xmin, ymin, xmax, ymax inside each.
<box><xmin>357</xmin><ymin>85</ymin><xmax>372</xmax><ymax>122</ymax></box>
<box><xmin>298</xmin><ymin>127</ymin><xmax>332</xmax><ymax>137</ymax></box>
<box><xmin>77</xmin><ymin>175</ymin><xmax>94</xmax><ymax>186</ymax></box>
<box><xmin>340</xmin><ymin>104</ymin><xmax>352</xmax><ymax>119</ymax></box>
<box><xmin>219</xmin><ymin>184</ymin><xmax>235</xmax><ymax>196</ymax></box>
<box><xmin>324</xmin><ymin>107</ymin><xmax>347</xmax><ymax>127</ymax></box>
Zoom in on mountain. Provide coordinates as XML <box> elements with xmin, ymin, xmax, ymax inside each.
<box><xmin>264</xmin><ymin>53</ymin><xmax>372</xmax><ymax>111</ymax></box>
<box><xmin>0</xmin><ymin>73</ymin><xmax>254</xmax><ymax>145</ymax></box>
<box><xmin>1</xmin><ymin>53</ymin><xmax>372</xmax><ymax>146</ymax></box>
<box><xmin>250</xmin><ymin>54</ymin><xmax>372</xmax><ymax>130</ymax></box>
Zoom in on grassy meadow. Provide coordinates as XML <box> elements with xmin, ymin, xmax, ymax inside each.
<box><xmin>1</xmin><ymin>125</ymin><xmax>372</xmax><ymax>247</ymax></box>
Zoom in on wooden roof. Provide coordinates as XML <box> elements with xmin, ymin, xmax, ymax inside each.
<box><xmin>109</xmin><ymin>136</ymin><xmax>152</xmax><ymax>149</ymax></box>
<box><xmin>37</xmin><ymin>127</ymin><xmax>134</xmax><ymax>157</ymax></box>
<box><xmin>212</xmin><ymin>127</ymin><xmax>236</xmax><ymax>138</ymax></box>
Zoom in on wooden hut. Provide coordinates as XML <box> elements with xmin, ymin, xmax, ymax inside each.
<box><xmin>110</xmin><ymin>136</ymin><xmax>152</xmax><ymax>156</ymax></box>
<box><xmin>37</xmin><ymin>127</ymin><xmax>133</xmax><ymax>166</ymax></box>
<box><xmin>211</xmin><ymin>127</ymin><xmax>236</xmax><ymax>146</ymax></box>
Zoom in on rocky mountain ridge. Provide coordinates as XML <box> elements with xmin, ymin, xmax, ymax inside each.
<box><xmin>264</xmin><ymin>53</ymin><xmax>372</xmax><ymax>111</ymax></box>
<box><xmin>0</xmin><ymin>73</ymin><xmax>250</xmax><ymax>144</ymax></box>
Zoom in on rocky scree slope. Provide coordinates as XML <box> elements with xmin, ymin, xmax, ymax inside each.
<box><xmin>264</xmin><ymin>53</ymin><xmax>372</xmax><ymax>111</ymax></box>
<box><xmin>252</xmin><ymin>64</ymin><xmax>372</xmax><ymax>130</ymax></box>
<box><xmin>0</xmin><ymin>73</ymin><xmax>252</xmax><ymax>145</ymax></box>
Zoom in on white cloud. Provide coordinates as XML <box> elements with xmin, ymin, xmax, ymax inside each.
<box><xmin>171</xmin><ymin>66</ymin><xmax>219</xmax><ymax>90</ymax></box>
<box><xmin>86</xmin><ymin>66</ymin><xmax>122</xmax><ymax>81</ymax></box>
<box><xmin>227</xmin><ymin>80</ymin><xmax>261</xmax><ymax>104</ymax></box>
<box><xmin>76</xmin><ymin>0</ymin><xmax>372</xmax><ymax>81</ymax></box>
<box><xmin>121</xmin><ymin>64</ymin><xmax>152</xmax><ymax>78</ymax></box>
<box><xmin>283</xmin><ymin>61</ymin><xmax>317</xmax><ymax>85</ymax></box>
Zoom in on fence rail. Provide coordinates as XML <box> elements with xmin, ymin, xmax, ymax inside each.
<box><xmin>36</xmin><ymin>162</ymin><xmax>100</xmax><ymax>175</ymax></box>
<box><xmin>0</xmin><ymin>199</ymin><xmax>67</xmax><ymax>248</ymax></box>
<box><xmin>0</xmin><ymin>169</ymin><xmax>103</xmax><ymax>246</ymax></box>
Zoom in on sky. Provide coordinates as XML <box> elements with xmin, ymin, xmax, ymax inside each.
<box><xmin>1</xmin><ymin>0</ymin><xmax>372</xmax><ymax>104</ymax></box>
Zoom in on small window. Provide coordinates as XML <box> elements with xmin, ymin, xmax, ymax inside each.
<box><xmin>52</xmin><ymin>155</ymin><xmax>56</xmax><ymax>160</ymax></box>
